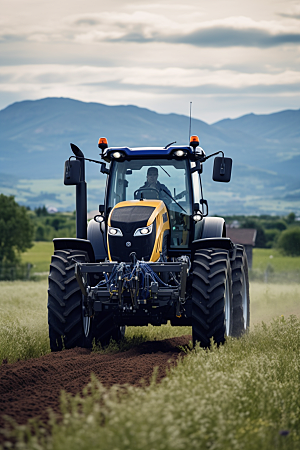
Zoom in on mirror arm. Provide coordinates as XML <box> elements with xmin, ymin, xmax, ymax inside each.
<box><xmin>70</xmin><ymin>155</ymin><xmax>102</xmax><ymax>165</ymax></box>
<box><xmin>69</xmin><ymin>155</ymin><xmax>110</xmax><ymax>174</ymax></box>
<box><xmin>202</xmin><ymin>150</ymin><xmax>224</xmax><ymax>162</ymax></box>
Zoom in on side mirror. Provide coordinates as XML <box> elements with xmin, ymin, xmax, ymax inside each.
<box><xmin>212</xmin><ymin>157</ymin><xmax>232</xmax><ymax>182</ymax></box>
<box><xmin>64</xmin><ymin>159</ymin><xmax>81</xmax><ymax>185</ymax></box>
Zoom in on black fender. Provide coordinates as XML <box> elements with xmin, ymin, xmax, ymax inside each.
<box><xmin>194</xmin><ymin>217</ymin><xmax>226</xmax><ymax>241</ymax></box>
<box><xmin>87</xmin><ymin>219</ymin><xmax>108</xmax><ymax>261</ymax></box>
<box><xmin>192</xmin><ymin>217</ymin><xmax>234</xmax><ymax>254</ymax></box>
<box><xmin>53</xmin><ymin>238</ymin><xmax>95</xmax><ymax>262</ymax></box>
<box><xmin>201</xmin><ymin>217</ymin><xmax>226</xmax><ymax>238</ymax></box>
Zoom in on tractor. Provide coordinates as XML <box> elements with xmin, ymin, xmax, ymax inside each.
<box><xmin>47</xmin><ymin>135</ymin><xmax>250</xmax><ymax>351</ymax></box>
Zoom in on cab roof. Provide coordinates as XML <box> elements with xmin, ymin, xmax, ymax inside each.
<box><xmin>101</xmin><ymin>145</ymin><xmax>205</xmax><ymax>162</ymax></box>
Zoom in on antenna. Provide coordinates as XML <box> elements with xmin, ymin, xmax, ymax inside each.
<box><xmin>189</xmin><ymin>101</ymin><xmax>192</xmax><ymax>141</ymax></box>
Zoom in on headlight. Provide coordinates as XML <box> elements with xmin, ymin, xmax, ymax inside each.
<box><xmin>133</xmin><ymin>223</ymin><xmax>153</xmax><ymax>237</ymax></box>
<box><xmin>94</xmin><ymin>214</ymin><xmax>105</xmax><ymax>223</ymax></box>
<box><xmin>108</xmin><ymin>226</ymin><xmax>123</xmax><ymax>236</ymax></box>
<box><xmin>111</xmin><ymin>151</ymin><xmax>125</xmax><ymax>160</ymax></box>
<box><xmin>174</xmin><ymin>149</ymin><xmax>186</xmax><ymax>157</ymax></box>
<box><xmin>192</xmin><ymin>213</ymin><xmax>202</xmax><ymax>222</ymax></box>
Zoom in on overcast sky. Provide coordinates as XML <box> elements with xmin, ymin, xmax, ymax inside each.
<box><xmin>1</xmin><ymin>0</ymin><xmax>300</xmax><ymax>122</ymax></box>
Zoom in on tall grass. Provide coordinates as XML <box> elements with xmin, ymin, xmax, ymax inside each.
<box><xmin>0</xmin><ymin>281</ymin><xmax>50</xmax><ymax>363</ymax></box>
<box><xmin>1</xmin><ymin>279</ymin><xmax>300</xmax><ymax>448</ymax></box>
<box><xmin>4</xmin><ymin>316</ymin><xmax>300</xmax><ymax>450</ymax></box>
<box><xmin>1</xmin><ymin>280</ymin><xmax>300</xmax><ymax>363</ymax></box>
<box><xmin>250</xmin><ymin>283</ymin><xmax>300</xmax><ymax>325</ymax></box>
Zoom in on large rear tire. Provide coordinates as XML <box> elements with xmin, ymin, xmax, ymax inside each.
<box><xmin>48</xmin><ymin>249</ymin><xmax>93</xmax><ymax>351</ymax></box>
<box><xmin>192</xmin><ymin>249</ymin><xmax>233</xmax><ymax>347</ymax></box>
<box><xmin>231</xmin><ymin>244</ymin><xmax>250</xmax><ymax>337</ymax></box>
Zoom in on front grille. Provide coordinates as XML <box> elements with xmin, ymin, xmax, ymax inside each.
<box><xmin>109</xmin><ymin>221</ymin><xmax>156</xmax><ymax>262</ymax></box>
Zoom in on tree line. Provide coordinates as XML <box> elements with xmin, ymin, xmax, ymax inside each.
<box><xmin>32</xmin><ymin>205</ymin><xmax>76</xmax><ymax>241</ymax></box>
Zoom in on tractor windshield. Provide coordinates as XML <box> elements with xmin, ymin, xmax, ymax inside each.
<box><xmin>107</xmin><ymin>159</ymin><xmax>192</xmax><ymax>248</ymax></box>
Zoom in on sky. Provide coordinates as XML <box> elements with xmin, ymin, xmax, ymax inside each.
<box><xmin>1</xmin><ymin>0</ymin><xmax>300</xmax><ymax>123</ymax></box>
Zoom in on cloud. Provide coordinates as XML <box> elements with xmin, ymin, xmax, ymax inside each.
<box><xmin>1</xmin><ymin>12</ymin><xmax>300</xmax><ymax>48</ymax></box>
<box><xmin>280</xmin><ymin>13</ymin><xmax>300</xmax><ymax>19</ymax></box>
<box><xmin>1</xmin><ymin>64</ymin><xmax>299</xmax><ymax>93</ymax></box>
<box><xmin>278</xmin><ymin>3</ymin><xmax>300</xmax><ymax>20</ymax></box>
<box><xmin>169</xmin><ymin>28</ymin><xmax>300</xmax><ymax>48</ymax></box>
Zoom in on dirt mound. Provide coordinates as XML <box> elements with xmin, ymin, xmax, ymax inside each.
<box><xmin>0</xmin><ymin>335</ymin><xmax>191</xmax><ymax>440</ymax></box>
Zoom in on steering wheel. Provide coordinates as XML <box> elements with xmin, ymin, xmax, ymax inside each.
<box><xmin>134</xmin><ymin>187</ymin><xmax>160</xmax><ymax>200</ymax></box>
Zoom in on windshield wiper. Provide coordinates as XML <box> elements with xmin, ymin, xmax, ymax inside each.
<box><xmin>158</xmin><ymin>165</ymin><xmax>171</xmax><ymax>177</ymax></box>
<box><xmin>164</xmin><ymin>141</ymin><xmax>176</xmax><ymax>149</ymax></box>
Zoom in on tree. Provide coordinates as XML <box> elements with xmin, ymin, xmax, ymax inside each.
<box><xmin>35</xmin><ymin>225</ymin><xmax>46</xmax><ymax>241</ymax></box>
<box><xmin>34</xmin><ymin>205</ymin><xmax>49</xmax><ymax>217</ymax></box>
<box><xmin>0</xmin><ymin>195</ymin><xmax>34</xmax><ymax>267</ymax></box>
<box><xmin>286</xmin><ymin>212</ymin><xmax>296</xmax><ymax>224</ymax></box>
<box><xmin>278</xmin><ymin>228</ymin><xmax>300</xmax><ymax>256</ymax></box>
<box><xmin>262</xmin><ymin>219</ymin><xmax>287</xmax><ymax>231</ymax></box>
<box><xmin>264</xmin><ymin>228</ymin><xmax>280</xmax><ymax>248</ymax></box>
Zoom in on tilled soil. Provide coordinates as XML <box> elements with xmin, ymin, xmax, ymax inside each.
<box><xmin>0</xmin><ymin>335</ymin><xmax>191</xmax><ymax>442</ymax></box>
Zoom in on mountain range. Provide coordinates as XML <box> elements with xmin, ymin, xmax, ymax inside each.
<box><xmin>0</xmin><ymin>97</ymin><xmax>299</xmax><ymax>215</ymax></box>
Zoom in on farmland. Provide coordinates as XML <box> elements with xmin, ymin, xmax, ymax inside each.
<box><xmin>1</xmin><ymin>308</ymin><xmax>300</xmax><ymax>449</ymax></box>
<box><xmin>1</xmin><ymin>247</ymin><xmax>300</xmax><ymax>449</ymax></box>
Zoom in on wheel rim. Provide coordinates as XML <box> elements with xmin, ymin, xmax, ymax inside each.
<box><xmin>241</xmin><ymin>270</ymin><xmax>248</xmax><ymax>330</ymax></box>
<box><xmin>82</xmin><ymin>299</ymin><xmax>90</xmax><ymax>337</ymax></box>
<box><xmin>224</xmin><ymin>275</ymin><xmax>231</xmax><ymax>336</ymax></box>
<box><xmin>83</xmin><ymin>315</ymin><xmax>90</xmax><ymax>337</ymax></box>
<box><xmin>120</xmin><ymin>325</ymin><xmax>126</xmax><ymax>338</ymax></box>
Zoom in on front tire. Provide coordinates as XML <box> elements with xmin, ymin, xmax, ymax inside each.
<box><xmin>192</xmin><ymin>249</ymin><xmax>233</xmax><ymax>347</ymax></box>
<box><xmin>48</xmin><ymin>249</ymin><xmax>93</xmax><ymax>351</ymax></box>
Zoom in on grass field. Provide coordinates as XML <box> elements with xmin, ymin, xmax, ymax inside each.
<box><xmin>253</xmin><ymin>248</ymin><xmax>300</xmax><ymax>272</ymax></box>
<box><xmin>3</xmin><ymin>316</ymin><xmax>300</xmax><ymax>450</ymax></box>
<box><xmin>1</xmin><ymin>278</ymin><xmax>300</xmax><ymax>449</ymax></box>
<box><xmin>1</xmin><ymin>280</ymin><xmax>300</xmax><ymax>363</ymax></box>
<box><xmin>251</xmin><ymin>283</ymin><xmax>300</xmax><ymax>324</ymax></box>
<box><xmin>21</xmin><ymin>241</ymin><xmax>53</xmax><ymax>273</ymax></box>
<box><xmin>0</xmin><ymin>280</ymin><xmax>49</xmax><ymax>363</ymax></box>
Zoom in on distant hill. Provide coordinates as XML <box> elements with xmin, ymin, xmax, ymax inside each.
<box><xmin>0</xmin><ymin>98</ymin><xmax>299</xmax><ymax>215</ymax></box>
<box><xmin>214</xmin><ymin>109</ymin><xmax>300</xmax><ymax>142</ymax></box>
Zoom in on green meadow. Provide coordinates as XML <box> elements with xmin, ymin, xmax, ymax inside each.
<box><xmin>21</xmin><ymin>241</ymin><xmax>53</xmax><ymax>273</ymax></box>
<box><xmin>253</xmin><ymin>248</ymin><xmax>300</xmax><ymax>272</ymax></box>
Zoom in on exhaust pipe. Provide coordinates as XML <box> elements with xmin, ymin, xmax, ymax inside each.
<box><xmin>70</xmin><ymin>143</ymin><xmax>87</xmax><ymax>240</ymax></box>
